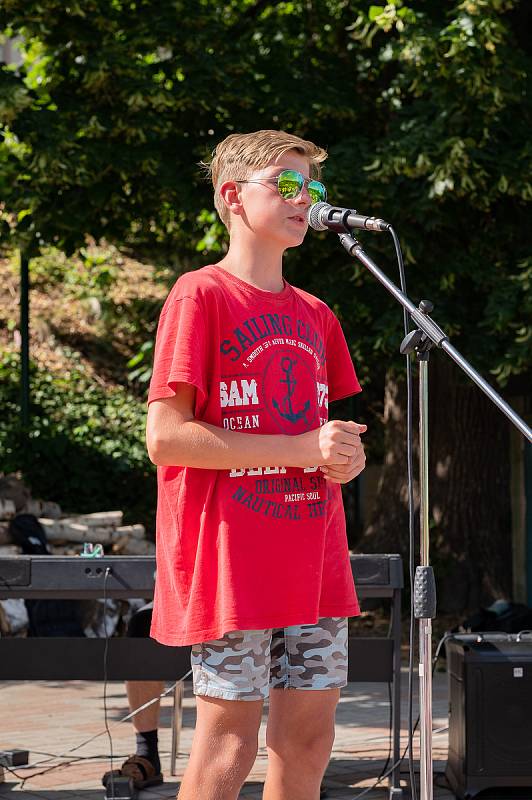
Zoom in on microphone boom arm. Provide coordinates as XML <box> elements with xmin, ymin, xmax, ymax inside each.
<box><xmin>338</xmin><ymin>232</ymin><xmax>532</xmax><ymax>441</ymax></box>
<box><xmin>338</xmin><ymin>228</ymin><xmax>530</xmax><ymax>800</ymax></box>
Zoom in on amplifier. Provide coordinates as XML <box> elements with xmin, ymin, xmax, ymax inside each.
<box><xmin>445</xmin><ymin>633</ymin><xmax>532</xmax><ymax>799</ymax></box>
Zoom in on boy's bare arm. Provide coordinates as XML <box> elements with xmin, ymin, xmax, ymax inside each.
<box><xmin>146</xmin><ymin>383</ymin><xmax>366</xmax><ymax>471</ymax></box>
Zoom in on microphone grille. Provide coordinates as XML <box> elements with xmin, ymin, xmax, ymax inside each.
<box><xmin>307</xmin><ymin>202</ymin><xmax>329</xmax><ymax>231</ymax></box>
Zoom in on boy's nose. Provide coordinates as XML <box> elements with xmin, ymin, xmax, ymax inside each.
<box><xmin>295</xmin><ymin>184</ymin><xmax>312</xmax><ymax>206</ymax></box>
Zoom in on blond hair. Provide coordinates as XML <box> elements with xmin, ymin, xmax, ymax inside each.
<box><xmin>201</xmin><ymin>129</ymin><xmax>327</xmax><ymax>230</ymax></box>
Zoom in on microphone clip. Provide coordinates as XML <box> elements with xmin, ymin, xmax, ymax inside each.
<box><xmin>323</xmin><ymin>207</ymin><xmax>356</xmax><ymax>234</ymax></box>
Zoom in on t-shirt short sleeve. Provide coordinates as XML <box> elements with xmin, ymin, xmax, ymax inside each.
<box><xmin>147</xmin><ymin>294</ymin><xmax>208</xmax><ymax>406</ymax></box>
<box><xmin>326</xmin><ymin>313</ymin><xmax>362</xmax><ymax>402</ymax></box>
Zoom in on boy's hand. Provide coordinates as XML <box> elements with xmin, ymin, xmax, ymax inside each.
<box><xmin>297</xmin><ymin>420</ymin><xmax>367</xmax><ymax>478</ymax></box>
<box><xmin>320</xmin><ymin>449</ymin><xmax>366</xmax><ymax>484</ymax></box>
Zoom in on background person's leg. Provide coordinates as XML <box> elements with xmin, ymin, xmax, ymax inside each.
<box><xmin>102</xmin><ymin>603</ymin><xmax>164</xmax><ymax>787</ymax></box>
<box><xmin>126</xmin><ymin>680</ymin><xmax>164</xmax><ymax>773</ymax></box>
<box><xmin>126</xmin><ymin>680</ymin><xmax>164</xmax><ymax>732</ymax></box>
<box><xmin>124</xmin><ymin>604</ymin><xmax>163</xmax><ymax>774</ymax></box>
<box><xmin>177</xmin><ymin>695</ymin><xmax>263</xmax><ymax>800</ymax></box>
<box><xmin>263</xmin><ymin>687</ymin><xmax>340</xmax><ymax>800</ymax></box>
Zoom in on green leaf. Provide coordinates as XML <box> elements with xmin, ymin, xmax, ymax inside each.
<box><xmin>368</xmin><ymin>6</ymin><xmax>384</xmax><ymax>21</ymax></box>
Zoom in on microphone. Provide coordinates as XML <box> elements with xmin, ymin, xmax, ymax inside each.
<box><xmin>308</xmin><ymin>201</ymin><xmax>390</xmax><ymax>233</ymax></box>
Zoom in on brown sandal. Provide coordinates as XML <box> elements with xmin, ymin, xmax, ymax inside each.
<box><xmin>102</xmin><ymin>754</ymin><xmax>163</xmax><ymax>789</ymax></box>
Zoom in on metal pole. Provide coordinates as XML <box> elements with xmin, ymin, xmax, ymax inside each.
<box><xmin>418</xmin><ymin>356</ymin><xmax>433</xmax><ymax>800</ymax></box>
<box><xmin>336</xmin><ymin>229</ymin><xmax>530</xmax><ymax>800</ymax></box>
<box><xmin>20</xmin><ymin>250</ymin><xmax>30</xmax><ymax>427</ymax></box>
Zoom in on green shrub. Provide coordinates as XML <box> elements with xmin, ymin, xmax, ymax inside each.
<box><xmin>0</xmin><ymin>349</ymin><xmax>156</xmax><ymax>531</ymax></box>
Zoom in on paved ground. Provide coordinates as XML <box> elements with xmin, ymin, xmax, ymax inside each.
<box><xmin>0</xmin><ymin>669</ymin><xmax>454</xmax><ymax>799</ymax></box>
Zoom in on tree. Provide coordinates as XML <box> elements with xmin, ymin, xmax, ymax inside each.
<box><xmin>1</xmin><ymin>1</ymin><xmax>530</xmax><ymax>609</ymax></box>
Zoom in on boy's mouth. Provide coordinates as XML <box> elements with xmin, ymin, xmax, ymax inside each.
<box><xmin>289</xmin><ymin>214</ymin><xmax>306</xmax><ymax>224</ymax></box>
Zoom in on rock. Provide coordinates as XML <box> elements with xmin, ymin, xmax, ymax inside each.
<box><xmin>49</xmin><ymin>544</ymin><xmax>84</xmax><ymax>555</ymax></box>
<box><xmin>0</xmin><ymin>499</ymin><xmax>16</xmax><ymax>520</ymax></box>
<box><xmin>22</xmin><ymin>499</ymin><xmax>62</xmax><ymax>519</ymax></box>
<box><xmin>0</xmin><ymin>545</ymin><xmax>21</xmax><ymax>555</ymax></box>
<box><xmin>0</xmin><ymin>598</ymin><xmax>29</xmax><ymax>634</ymax></box>
<box><xmin>115</xmin><ymin>524</ymin><xmax>145</xmax><ymax>540</ymax></box>
<box><xmin>40</xmin><ymin>519</ymin><xmax>114</xmax><ymax>544</ymax></box>
<box><xmin>61</xmin><ymin>511</ymin><xmax>123</xmax><ymax>528</ymax></box>
<box><xmin>0</xmin><ymin>523</ymin><xmax>10</xmax><ymax>546</ymax></box>
<box><xmin>0</xmin><ymin>602</ymin><xmax>9</xmax><ymax>636</ymax></box>
<box><xmin>0</xmin><ymin>474</ymin><xmax>31</xmax><ymax>512</ymax></box>
<box><xmin>116</xmin><ymin>538</ymin><xmax>156</xmax><ymax>556</ymax></box>
<box><xmin>84</xmin><ymin>598</ymin><xmax>122</xmax><ymax>638</ymax></box>
<box><xmin>41</xmin><ymin>501</ymin><xmax>62</xmax><ymax>519</ymax></box>
<box><xmin>21</xmin><ymin>499</ymin><xmax>44</xmax><ymax>517</ymax></box>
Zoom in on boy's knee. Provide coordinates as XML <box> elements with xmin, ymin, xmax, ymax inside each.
<box><xmin>266</xmin><ymin>726</ymin><xmax>334</xmax><ymax>769</ymax></box>
<box><xmin>216</xmin><ymin>732</ymin><xmax>259</xmax><ymax>774</ymax></box>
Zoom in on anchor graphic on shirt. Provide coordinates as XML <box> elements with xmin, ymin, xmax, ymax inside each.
<box><xmin>272</xmin><ymin>357</ymin><xmax>310</xmax><ymax>423</ymax></box>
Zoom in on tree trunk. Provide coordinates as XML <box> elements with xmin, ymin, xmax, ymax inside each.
<box><xmin>363</xmin><ymin>358</ymin><xmax>512</xmax><ymax>613</ymax></box>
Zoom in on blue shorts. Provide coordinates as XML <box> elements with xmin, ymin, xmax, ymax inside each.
<box><xmin>191</xmin><ymin>617</ymin><xmax>348</xmax><ymax>701</ymax></box>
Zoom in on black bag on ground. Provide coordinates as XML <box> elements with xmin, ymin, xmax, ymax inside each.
<box><xmin>454</xmin><ymin>600</ymin><xmax>532</xmax><ymax>634</ymax></box>
<box><xmin>8</xmin><ymin>514</ymin><xmax>86</xmax><ymax>637</ymax></box>
<box><xmin>9</xmin><ymin>513</ymin><xmax>50</xmax><ymax>555</ymax></box>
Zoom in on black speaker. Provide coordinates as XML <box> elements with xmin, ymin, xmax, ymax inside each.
<box><xmin>445</xmin><ymin>633</ymin><xmax>532</xmax><ymax>799</ymax></box>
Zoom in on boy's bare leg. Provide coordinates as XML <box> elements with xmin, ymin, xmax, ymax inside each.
<box><xmin>126</xmin><ymin>680</ymin><xmax>164</xmax><ymax>732</ymax></box>
<box><xmin>263</xmin><ymin>687</ymin><xmax>340</xmax><ymax>800</ymax></box>
<box><xmin>177</xmin><ymin>695</ymin><xmax>263</xmax><ymax>800</ymax></box>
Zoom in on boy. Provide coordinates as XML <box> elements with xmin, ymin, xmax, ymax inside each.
<box><xmin>146</xmin><ymin>130</ymin><xmax>366</xmax><ymax>800</ymax></box>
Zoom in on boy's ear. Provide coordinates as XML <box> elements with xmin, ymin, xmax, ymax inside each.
<box><xmin>219</xmin><ymin>180</ymin><xmax>244</xmax><ymax>218</ymax></box>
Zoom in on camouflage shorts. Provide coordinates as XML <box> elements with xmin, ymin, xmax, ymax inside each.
<box><xmin>191</xmin><ymin>617</ymin><xmax>348</xmax><ymax>701</ymax></box>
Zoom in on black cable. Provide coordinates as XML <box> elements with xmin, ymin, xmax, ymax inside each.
<box><xmin>388</xmin><ymin>224</ymin><xmax>418</xmax><ymax>800</ymax></box>
<box><xmin>102</xmin><ymin>566</ymin><xmax>115</xmax><ymax>797</ymax></box>
<box><xmin>343</xmin><ymin>224</ymin><xmax>416</xmax><ymax>800</ymax></box>
<box><xmin>343</xmin><ymin>610</ymin><xmax>394</xmax><ymax>798</ymax></box>
<box><xmin>363</xmin><ymin>631</ymin><xmax>452</xmax><ymax>799</ymax></box>
<box><xmin>373</xmin><ymin>615</ymin><xmax>395</xmax><ymax>782</ymax></box>
<box><xmin>374</xmin><ymin>682</ymin><xmax>393</xmax><ymax>781</ymax></box>
<box><xmin>5</xmin><ymin>672</ymin><xmax>193</xmax><ymax>786</ymax></box>
<box><xmin>0</xmin><ymin>769</ymin><xmax>53</xmax><ymax>800</ymax></box>
<box><xmin>349</xmin><ymin>634</ymin><xmax>451</xmax><ymax>800</ymax></box>
<box><xmin>3</xmin><ymin>571</ymin><xmax>194</xmax><ymax>790</ymax></box>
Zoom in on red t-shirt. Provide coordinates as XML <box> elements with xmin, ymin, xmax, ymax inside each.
<box><xmin>147</xmin><ymin>265</ymin><xmax>362</xmax><ymax>646</ymax></box>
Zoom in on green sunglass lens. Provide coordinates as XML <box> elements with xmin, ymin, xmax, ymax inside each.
<box><xmin>278</xmin><ymin>170</ymin><xmax>303</xmax><ymax>199</ymax></box>
<box><xmin>308</xmin><ymin>181</ymin><xmax>327</xmax><ymax>204</ymax></box>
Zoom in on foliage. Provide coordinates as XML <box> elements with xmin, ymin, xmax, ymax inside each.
<box><xmin>0</xmin><ymin>348</ymin><xmax>156</xmax><ymax>527</ymax></box>
<box><xmin>1</xmin><ymin>0</ymin><xmax>530</xmax><ymax>391</ymax></box>
<box><xmin>23</xmin><ymin>244</ymin><xmax>166</xmax><ymax>390</ymax></box>
<box><xmin>0</xmin><ymin>2</ymin><xmax>530</xmax><ymax>557</ymax></box>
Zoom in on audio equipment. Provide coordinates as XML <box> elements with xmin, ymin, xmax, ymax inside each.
<box><xmin>446</xmin><ymin>633</ymin><xmax>532</xmax><ymax>798</ymax></box>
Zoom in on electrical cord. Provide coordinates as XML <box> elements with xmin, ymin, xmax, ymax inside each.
<box><xmin>374</xmin><ymin>682</ymin><xmax>393</xmax><ymax>780</ymax></box>
<box><xmin>102</xmin><ymin>566</ymin><xmax>115</xmax><ymax>797</ymax></box>
<box><xmin>349</xmin><ymin>630</ymin><xmax>452</xmax><ymax>798</ymax></box>
<box><xmin>349</xmin><ymin>226</ymin><xmax>417</xmax><ymax>800</ymax></box>
<box><xmin>389</xmin><ymin>224</ymin><xmax>418</xmax><ymax>800</ymax></box>
<box><xmin>372</xmin><ymin>616</ymin><xmax>395</xmax><ymax>783</ymax></box>
<box><xmin>6</xmin><ymin>675</ymin><xmax>192</xmax><ymax>785</ymax></box>
<box><xmin>5</xmin><ymin>592</ymin><xmax>193</xmax><ymax>787</ymax></box>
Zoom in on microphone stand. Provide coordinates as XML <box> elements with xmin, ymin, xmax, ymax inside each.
<box><xmin>336</xmin><ymin>231</ymin><xmax>532</xmax><ymax>800</ymax></box>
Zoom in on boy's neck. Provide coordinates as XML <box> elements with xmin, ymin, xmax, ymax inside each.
<box><xmin>215</xmin><ymin>239</ymin><xmax>285</xmax><ymax>294</ymax></box>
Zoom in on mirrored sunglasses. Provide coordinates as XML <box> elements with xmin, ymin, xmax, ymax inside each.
<box><xmin>238</xmin><ymin>169</ymin><xmax>327</xmax><ymax>204</ymax></box>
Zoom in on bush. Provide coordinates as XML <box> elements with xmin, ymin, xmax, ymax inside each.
<box><xmin>0</xmin><ymin>349</ymin><xmax>156</xmax><ymax>531</ymax></box>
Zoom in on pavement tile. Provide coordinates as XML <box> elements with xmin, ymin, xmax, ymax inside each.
<box><xmin>0</xmin><ymin>672</ymin><xmax>457</xmax><ymax>799</ymax></box>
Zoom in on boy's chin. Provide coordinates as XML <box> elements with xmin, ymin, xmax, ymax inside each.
<box><xmin>282</xmin><ymin>230</ymin><xmax>308</xmax><ymax>249</ymax></box>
